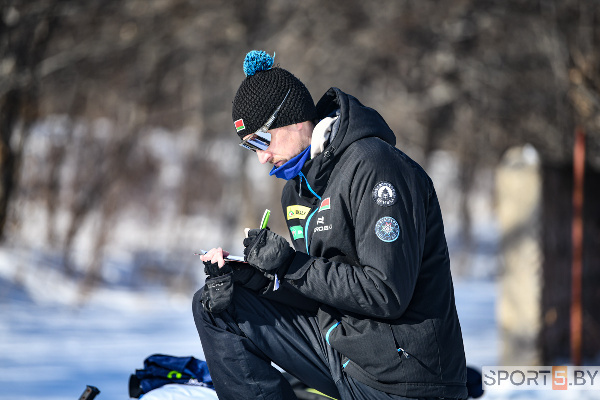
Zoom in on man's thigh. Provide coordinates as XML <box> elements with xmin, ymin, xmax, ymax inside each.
<box><xmin>221</xmin><ymin>286</ymin><xmax>341</xmax><ymax>398</ymax></box>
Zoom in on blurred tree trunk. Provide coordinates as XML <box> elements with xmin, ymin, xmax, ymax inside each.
<box><xmin>540</xmin><ymin>163</ymin><xmax>600</xmax><ymax>363</ymax></box>
<box><xmin>581</xmin><ymin>167</ymin><xmax>600</xmax><ymax>362</ymax></box>
<box><xmin>0</xmin><ymin>88</ymin><xmax>21</xmax><ymax>241</ymax></box>
<box><xmin>0</xmin><ymin>1</ymin><xmax>59</xmax><ymax>240</ymax></box>
<box><xmin>540</xmin><ymin>0</ymin><xmax>600</xmax><ymax>364</ymax></box>
<box><xmin>540</xmin><ymin>163</ymin><xmax>572</xmax><ymax>363</ymax></box>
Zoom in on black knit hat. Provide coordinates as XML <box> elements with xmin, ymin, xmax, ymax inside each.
<box><xmin>232</xmin><ymin>51</ymin><xmax>317</xmax><ymax>140</ymax></box>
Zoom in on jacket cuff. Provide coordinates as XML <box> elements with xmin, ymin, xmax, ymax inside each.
<box><xmin>259</xmin><ymin>279</ymin><xmax>319</xmax><ymax>312</ymax></box>
<box><xmin>283</xmin><ymin>251</ymin><xmax>313</xmax><ymax>280</ymax></box>
<box><xmin>231</xmin><ymin>263</ymin><xmax>270</xmax><ymax>291</ymax></box>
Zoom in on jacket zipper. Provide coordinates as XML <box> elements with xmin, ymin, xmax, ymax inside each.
<box><xmin>325</xmin><ymin>322</ymin><xmax>340</xmax><ymax>345</ymax></box>
<box><xmin>389</xmin><ymin>324</ymin><xmax>411</xmax><ymax>359</ymax></box>
<box><xmin>397</xmin><ymin>347</ymin><xmax>411</xmax><ymax>359</ymax></box>
<box><xmin>298</xmin><ymin>172</ymin><xmax>321</xmax><ymax>255</ymax></box>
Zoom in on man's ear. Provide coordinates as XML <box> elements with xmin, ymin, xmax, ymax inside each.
<box><xmin>297</xmin><ymin>121</ymin><xmax>315</xmax><ymax>133</ymax></box>
<box><xmin>297</xmin><ymin>121</ymin><xmax>315</xmax><ymax>143</ymax></box>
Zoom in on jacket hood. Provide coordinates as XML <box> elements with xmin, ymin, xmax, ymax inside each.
<box><xmin>299</xmin><ymin>88</ymin><xmax>396</xmax><ymax>197</ymax></box>
<box><xmin>316</xmin><ymin>88</ymin><xmax>396</xmax><ymax>152</ymax></box>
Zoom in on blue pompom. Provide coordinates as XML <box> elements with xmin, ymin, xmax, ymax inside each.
<box><xmin>243</xmin><ymin>50</ymin><xmax>275</xmax><ymax>77</ymax></box>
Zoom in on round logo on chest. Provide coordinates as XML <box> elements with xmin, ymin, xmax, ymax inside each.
<box><xmin>372</xmin><ymin>181</ymin><xmax>397</xmax><ymax>207</ymax></box>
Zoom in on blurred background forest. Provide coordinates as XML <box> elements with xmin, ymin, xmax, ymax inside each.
<box><xmin>1</xmin><ymin>0</ymin><xmax>599</xmax><ymax>366</ymax></box>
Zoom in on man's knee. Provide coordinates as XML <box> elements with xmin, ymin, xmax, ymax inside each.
<box><xmin>192</xmin><ymin>284</ymin><xmax>266</xmax><ymax>327</ymax></box>
<box><xmin>192</xmin><ymin>287</ymin><xmax>205</xmax><ymax>319</ymax></box>
<box><xmin>192</xmin><ymin>286</ymin><xmax>219</xmax><ymax>332</ymax></box>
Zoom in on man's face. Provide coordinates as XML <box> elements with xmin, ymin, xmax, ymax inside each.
<box><xmin>244</xmin><ymin>123</ymin><xmax>312</xmax><ymax>167</ymax></box>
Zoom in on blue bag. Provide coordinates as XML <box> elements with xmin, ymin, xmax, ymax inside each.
<box><xmin>129</xmin><ymin>354</ymin><xmax>213</xmax><ymax>398</ymax></box>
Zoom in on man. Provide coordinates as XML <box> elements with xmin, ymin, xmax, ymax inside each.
<box><xmin>193</xmin><ymin>50</ymin><xmax>468</xmax><ymax>400</ymax></box>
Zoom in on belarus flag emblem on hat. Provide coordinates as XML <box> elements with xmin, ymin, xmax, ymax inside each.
<box><xmin>234</xmin><ymin>119</ymin><xmax>245</xmax><ymax>132</ymax></box>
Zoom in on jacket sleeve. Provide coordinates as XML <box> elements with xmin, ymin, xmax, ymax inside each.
<box><xmin>280</xmin><ymin>153</ymin><xmax>432</xmax><ymax>319</ymax></box>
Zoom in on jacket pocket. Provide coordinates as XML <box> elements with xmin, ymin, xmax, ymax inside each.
<box><xmin>317</xmin><ymin>307</ymin><xmax>403</xmax><ymax>384</ymax></box>
<box><xmin>390</xmin><ymin>319</ymin><xmax>442</xmax><ymax>383</ymax></box>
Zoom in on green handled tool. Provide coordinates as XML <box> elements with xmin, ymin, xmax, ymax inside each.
<box><xmin>260</xmin><ymin>209</ymin><xmax>271</xmax><ymax>229</ymax></box>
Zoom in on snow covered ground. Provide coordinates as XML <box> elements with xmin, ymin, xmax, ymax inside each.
<box><xmin>0</xmin><ymin>288</ymin><xmax>202</xmax><ymax>400</ymax></box>
<box><xmin>1</xmin><ymin>275</ymin><xmax>595</xmax><ymax>400</ymax></box>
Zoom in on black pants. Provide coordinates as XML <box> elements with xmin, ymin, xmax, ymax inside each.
<box><xmin>192</xmin><ymin>285</ymin><xmax>436</xmax><ymax>400</ymax></box>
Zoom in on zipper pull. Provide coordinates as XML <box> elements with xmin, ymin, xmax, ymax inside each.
<box><xmin>298</xmin><ymin>174</ymin><xmax>303</xmax><ymax>196</ymax></box>
<box><xmin>398</xmin><ymin>348</ymin><xmax>411</xmax><ymax>359</ymax></box>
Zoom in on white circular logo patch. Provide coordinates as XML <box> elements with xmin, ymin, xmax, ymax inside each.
<box><xmin>372</xmin><ymin>181</ymin><xmax>397</xmax><ymax>207</ymax></box>
<box><xmin>375</xmin><ymin>216</ymin><xmax>400</xmax><ymax>242</ymax></box>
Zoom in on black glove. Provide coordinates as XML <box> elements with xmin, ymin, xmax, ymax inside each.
<box><xmin>201</xmin><ymin>273</ymin><xmax>233</xmax><ymax>313</ymax></box>
<box><xmin>203</xmin><ymin>260</ymin><xmax>232</xmax><ymax>278</ymax></box>
<box><xmin>201</xmin><ymin>260</ymin><xmax>233</xmax><ymax>313</ymax></box>
<box><xmin>243</xmin><ymin>228</ymin><xmax>295</xmax><ymax>276</ymax></box>
<box><xmin>204</xmin><ymin>258</ymin><xmax>269</xmax><ymax>293</ymax></box>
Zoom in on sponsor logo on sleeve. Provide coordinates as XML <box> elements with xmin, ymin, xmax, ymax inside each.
<box><xmin>234</xmin><ymin>119</ymin><xmax>245</xmax><ymax>132</ymax></box>
<box><xmin>290</xmin><ymin>225</ymin><xmax>304</xmax><ymax>240</ymax></box>
<box><xmin>372</xmin><ymin>181</ymin><xmax>397</xmax><ymax>207</ymax></box>
<box><xmin>319</xmin><ymin>197</ymin><xmax>331</xmax><ymax>212</ymax></box>
<box><xmin>375</xmin><ymin>216</ymin><xmax>400</xmax><ymax>242</ymax></box>
<box><xmin>286</xmin><ymin>205</ymin><xmax>311</xmax><ymax>220</ymax></box>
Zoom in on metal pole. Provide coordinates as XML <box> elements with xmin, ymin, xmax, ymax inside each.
<box><xmin>571</xmin><ymin>125</ymin><xmax>585</xmax><ymax>366</ymax></box>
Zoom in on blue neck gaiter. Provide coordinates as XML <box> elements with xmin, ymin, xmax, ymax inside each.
<box><xmin>269</xmin><ymin>146</ymin><xmax>311</xmax><ymax>180</ymax></box>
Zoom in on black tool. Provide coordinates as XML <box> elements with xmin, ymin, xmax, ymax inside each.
<box><xmin>78</xmin><ymin>385</ymin><xmax>100</xmax><ymax>400</ymax></box>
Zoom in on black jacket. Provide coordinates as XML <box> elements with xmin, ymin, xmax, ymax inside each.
<box><xmin>268</xmin><ymin>88</ymin><xmax>468</xmax><ymax>398</ymax></box>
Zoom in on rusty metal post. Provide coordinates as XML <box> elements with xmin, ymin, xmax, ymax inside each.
<box><xmin>571</xmin><ymin>126</ymin><xmax>585</xmax><ymax>366</ymax></box>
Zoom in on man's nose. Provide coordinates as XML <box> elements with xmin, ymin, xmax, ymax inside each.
<box><xmin>256</xmin><ymin>149</ymin><xmax>271</xmax><ymax>164</ymax></box>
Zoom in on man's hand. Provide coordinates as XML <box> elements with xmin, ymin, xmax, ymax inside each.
<box><xmin>199</xmin><ymin>247</ymin><xmax>233</xmax><ymax>313</ymax></box>
<box><xmin>199</xmin><ymin>246</ymin><xmax>269</xmax><ymax>295</ymax></box>
<box><xmin>200</xmin><ymin>247</ymin><xmax>229</xmax><ymax>274</ymax></box>
<box><xmin>243</xmin><ymin>229</ymin><xmax>295</xmax><ymax>275</ymax></box>
<box><xmin>200</xmin><ymin>247</ymin><xmax>228</xmax><ymax>265</ymax></box>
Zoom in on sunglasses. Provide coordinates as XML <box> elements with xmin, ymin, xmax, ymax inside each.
<box><xmin>239</xmin><ymin>89</ymin><xmax>291</xmax><ymax>152</ymax></box>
